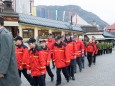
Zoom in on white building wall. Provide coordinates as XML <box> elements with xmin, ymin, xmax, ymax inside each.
<box><xmin>15</xmin><ymin>0</ymin><xmax>30</xmax><ymax>15</ymax></box>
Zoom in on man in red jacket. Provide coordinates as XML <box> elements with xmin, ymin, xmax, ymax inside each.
<box><xmin>74</xmin><ymin>35</ymin><xmax>83</xmax><ymax>72</ymax></box>
<box><xmin>53</xmin><ymin>36</ymin><xmax>70</xmax><ymax>86</ymax></box>
<box><xmin>15</xmin><ymin>36</ymin><xmax>34</xmax><ymax>86</ymax></box>
<box><xmin>86</xmin><ymin>39</ymin><xmax>95</xmax><ymax>67</ymax></box>
<box><xmin>27</xmin><ymin>37</ymin><xmax>46</xmax><ymax>86</ymax></box>
<box><xmin>46</xmin><ymin>33</ymin><xmax>55</xmax><ymax>69</ymax></box>
<box><xmin>40</xmin><ymin>40</ymin><xmax>54</xmax><ymax>82</ymax></box>
<box><xmin>64</xmin><ymin>33</ymin><xmax>77</xmax><ymax>80</ymax></box>
<box><xmin>92</xmin><ymin>39</ymin><xmax>98</xmax><ymax>65</ymax></box>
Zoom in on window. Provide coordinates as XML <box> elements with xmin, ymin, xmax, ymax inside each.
<box><xmin>23</xmin><ymin>29</ymin><xmax>34</xmax><ymax>38</ymax></box>
<box><xmin>38</xmin><ymin>30</ymin><xmax>49</xmax><ymax>39</ymax></box>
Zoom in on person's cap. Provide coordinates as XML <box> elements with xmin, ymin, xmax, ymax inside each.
<box><xmin>39</xmin><ymin>40</ymin><xmax>46</xmax><ymax>43</ymax></box>
<box><xmin>55</xmin><ymin>36</ymin><xmax>61</xmax><ymax>41</ymax></box>
<box><xmin>65</xmin><ymin>32</ymin><xmax>71</xmax><ymax>36</ymax></box>
<box><xmin>14</xmin><ymin>36</ymin><xmax>23</xmax><ymax>41</ymax></box>
<box><xmin>26</xmin><ymin>37</ymin><xmax>36</xmax><ymax>43</ymax></box>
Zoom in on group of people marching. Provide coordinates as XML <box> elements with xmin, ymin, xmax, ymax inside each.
<box><xmin>14</xmin><ymin>33</ymin><xmax>106</xmax><ymax>86</ymax></box>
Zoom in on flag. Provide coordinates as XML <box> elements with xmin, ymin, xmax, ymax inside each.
<box><xmin>32</xmin><ymin>6</ymin><xmax>36</xmax><ymax>16</ymax></box>
<box><xmin>69</xmin><ymin>12</ymin><xmax>73</xmax><ymax>24</ymax></box>
<box><xmin>63</xmin><ymin>11</ymin><xmax>66</xmax><ymax>21</ymax></box>
<box><xmin>56</xmin><ymin>10</ymin><xmax>58</xmax><ymax>20</ymax></box>
<box><xmin>76</xmin><ymin>13</ymin><xmax>78</xmax><ymax>24</ymax></box>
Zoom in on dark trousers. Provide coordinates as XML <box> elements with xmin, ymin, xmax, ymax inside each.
<box><xmin>68</xmin><ymin>59</ymin><xmax>75</xmax><ymax>77</ymax></box>
<box><xmin>76</xmin><ymin>57</ymin><xmax>82</xmax><ymax>71</ymax></box>
<box><xmin>51</xmin><ymin>55</ymin><xmax>55</xmax><ymax>68</ymax></box>
<box><xmin>18</xmin><ymin>69</ymin><xmax>34</xmax><ymax>85</ymax></box>
<box><xmin>56</xmin><ymin>67</ymin><xmax>69</xmax><ymax>84</ymax></box>
<box><xmin>81</xmin><ymin>56</ymin><xmax>85</xmax><ymax>68</ymax></box>
<box><xmin>33</xmin><ymin>74</ymin><xmax>46</xmax><ymax>86</ymax></box>
<box><xmin>46</xmin><ymin>66</ymin><xmax>54</xmax><ymax>78</ymax></box>
<box><xmin>103</xmin><ymin>49</ymin><xmax>106</xmax><ymax>54</ymax></box>
<box><xmin>87</xmin><ymin>52</ymin><xmax>92</xmax><ymax>66</ymax></box>
<box><xmin>92</xmin><ymin>54</ymin><xmax>96</xmax><ymax>64</ymax></box>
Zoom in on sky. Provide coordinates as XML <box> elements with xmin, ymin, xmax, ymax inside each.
<box><xmin>34</xmin><ymin>0</ymin><xmax>115</xmax><ymax>25</ymax></box>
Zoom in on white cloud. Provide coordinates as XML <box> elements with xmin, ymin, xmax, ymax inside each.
<box><xmin>34</xmin><ymin>0</ymin><xmax>115</xmax><ymax>24</ymax></box>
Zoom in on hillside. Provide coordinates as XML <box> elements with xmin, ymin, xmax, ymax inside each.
<box><xmin>36</xmin><ymin>5</ymin><xmax>109</xmax><ymax>29</ymax></box>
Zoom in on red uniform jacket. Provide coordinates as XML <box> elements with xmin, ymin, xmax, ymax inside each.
<box><xmin>75</xmin><ymin>40</ymin><xmax>84</xmax><ymax>58</ymax></box>
<box><xmin>93</xmin><ymin>43</ymin><xmax>98</xmax><ymax>54</ymax></box>
<box><xmin>46</xmin><ymin>38</ymin><xmax>55</xmax><ymax>52</ymax></box>
<box><xmin>15</xmin><ymin>45</ymin><xmax>30</xmax><ymax>69</ymax></box>
<box><xmin>86</xmin><ymin>43</ymin><xmax>95</xmax><ymax>56</ymax></box>
<box><xmin>53</xmin><ymin>42</ymin><xmax>70</xmax><ymax>68</ymax></box>
<box><xmin>64</xmin><ymin>40</ymin><xmax>77</xmax><ymax>60</ymax></box>
<box><xmin>29</xmin><ymin>45</ymin><xmax>46</xmax><ymax>77</ymax></box>
<box><xmin>41</xmin><ymin>46</ymin><xmax>51</xmax><ymax>66</ymax></box>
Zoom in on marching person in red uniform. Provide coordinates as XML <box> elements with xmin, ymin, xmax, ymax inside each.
<box><xmin>74</xmin><ymin>35</ymin><xmax>83</xmax><ymax>72</ymax></box>
<box><xmin>53</xmin><ymin>36</ymin><xmax>70</xmax><ymax>86</ymax></box>
<box><xmin>14</xmin><ymin>36</ymin><xmax>34</xmax><ymax>86</ymax></box>
<box><xmin>46</xmin><ymin>33</ymin><xmax>55</xmax><ymax>69</ymax></box>
<box><xmin>64</xmin><ymin>33</ymin><xmax>77</xmax><ymax>80</ymax></box>
<box><xmin>40</xmin><ymin>40</ymin><xmax>54</xmax><ymax>82</ymax></box>
<box><xmin>86</xmin><ymin>39</ymin><xmax>95</xmax><ymax>67</ymax></box>
<box><xmin>92</xmin><ymin>39</ymin><xmax>98</xmax><ymax>65</ymax></box>
<box><xmin>27</xmin><ymin>38</ymin><xmax>46</xmax><ymax>86</ymax></box>
<box><xmin>79</xmin><ymin>36</ymin><xmax>85</xmax><ymax>69</ymax></box>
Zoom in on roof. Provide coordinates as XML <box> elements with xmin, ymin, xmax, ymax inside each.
<box><xmin>72</xmin><ymin>14</ymin><xmax>91</xmax><ymax>26</ymax></box>
<box><xmin>81</xmin><ymin>25</ymin><xmax>99</xmax><ymax>32</ymax></box>
<box><xmin>103</xmin><ymin>31</ymin><xmax>115</xmax><ymax>38</ymax></box>
<box><xmin>87</xmin><ymin>34</ymin><xmax>105</xmax><ymax>40</ymax></box>
<box><xmin>19</xmin><ymin>13</ymin><xmax>83</xmax><ymax>32</ymax></box>
<box><xmin>105</xmin><ymin>23</ymin><xmax>115</xmax><ymax>30</ymax></box>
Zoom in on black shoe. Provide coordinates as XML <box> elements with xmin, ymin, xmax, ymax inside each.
<box><xmin>51</xmin><ymin>76</ymin><xmax>54</xmax><ymax>82</ymax></box>
<box><xmin>66</xmin><ymin>78</ymin><xmax>69</xmax><ymax>83</ymax></box>
<box><xmin>80</xmin><ymin>69</ymin><xmax>82</xmax><ymax>72</ymax></box>
<box><xmin>56</xmin><ymin>82</ymin><xmax>61</xmax><ymax>86</ymax></box>
<box><xmin>88</xmin><ymin>65</ymin><xmax>91</xmax><ymax>67</ymax></box>
<box><xmin>72</xmin><ymin>76</ymin><xmax>75</xmax><ymax>80</ymax></box>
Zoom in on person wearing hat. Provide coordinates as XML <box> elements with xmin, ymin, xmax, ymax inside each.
<box><xmin>64</xmin><ymin>33</ymin><xmax>77</xmax><ymax>80</ymax></box>
<box><xmin>0</xmin><ymin>16</ymin><xmax>21</xmax><ymax>86</ymax></box>
<box><xmin>40</xmin><ymin>40</ymin><xmax>54</xmax><ymax>82</ymax></box>
<box><xmin>53</xmin><ymin>36</ymin><xmax>70</xmax><ymax>86</ymax></box>
<box><xmin>15</xmin><ymin>36</ymin><xmax>34</xmax><ymax>86</ymax></box>
<box><xmin>27</xmin><ymin>37</ymin><xmax>46</xmax><ymax>86</ymax></box>
<box><xmin>46</xmin><ymin>33</ymin><xmax>55</xmax><ymax>69</ymax></box>
<box><xmin>86</xmin><ymin>39</ymin><xmax>95</xmax><ymax>67</ymax></box>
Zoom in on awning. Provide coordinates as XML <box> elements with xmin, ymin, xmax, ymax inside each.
<box><xmin>87</xmin><ymin>34</ymin><xmax>105</xmax><ymax>40</ymax></box>
<box><xmin>4</xmin><ymin>21</ymin><xmax>19</xmax><ymax>26</ymax></box>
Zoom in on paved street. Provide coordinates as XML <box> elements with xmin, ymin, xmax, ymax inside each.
<box><xmin>21</xmin><ymin>51</ymin><xmax>115</xmax><ymax>86</ymax></box>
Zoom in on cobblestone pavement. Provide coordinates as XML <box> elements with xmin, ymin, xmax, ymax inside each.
<box><xmin>21</xmin><ymin>51</ymin><xmax>115</xmax><ymax>86</ymax></box>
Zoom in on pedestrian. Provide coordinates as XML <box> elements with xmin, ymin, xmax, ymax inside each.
<box><xmin>74</xmin><ymin>35</ymin><xmax>83</xmax><ymax>72</ymax></box>
<box><xmin>14</xmin><ymin>36</ymin><xmax>34</xmax><ymax>86</ymax></box>
<box><xmin>0</xmin><ymin>16</ymin><xmax>21</xmax><ymax>86</ymax></box>
<box><xmin>64</xmin><ymin>33</ymin><xmax>77</xmax><ymax>80</ymax></box>
<box><xmin>40</xmin><ymin>40</ymin><xmax>54</xmax><ymax>82</ymax></box>
<box><xmin>27</xmin><ymin>38</ymin><xmax>46</xmax><ymax>86</ymax></box>
<box><xmin>86</xmin><ymin>39</ymin><xmax>95</xmax><ymax>67</ymax></box>
<box><xmin>53</xmin><ymin>36</ymin><xmax>70</xmax><ymax>86</ymax></box>
<box><xmin>46</xmin><ymin>33</ymin><xmax>55</xmax><ymax>69</ymax></box>
<box><xmin>92</xmin><ymin>39</ymin><xmax>98</xmax><ymax>65</ymax></box>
